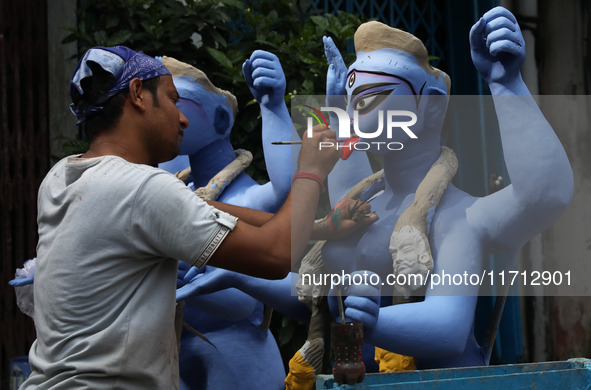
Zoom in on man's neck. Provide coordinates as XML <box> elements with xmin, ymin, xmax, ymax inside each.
<box><xmin>81</xmin><ymin>112</ymin><xmax>156</xmax><ymax>165</ymax></box>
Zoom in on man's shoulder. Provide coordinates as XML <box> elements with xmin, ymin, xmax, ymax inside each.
<box><xmin>44</xmin><ymin>155</ymin><xmax>181</xmax><ymax>195</ymax></box>
<box><xmin>81</xmin><ymin>155</ymin><xmax>177</xmax><ymax>183</ymax></box>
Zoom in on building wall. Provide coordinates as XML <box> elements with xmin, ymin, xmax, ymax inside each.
<box><xmin>519</xmin><ymin>0</ymin><xmax>591</xmax><ymax>362</ymax></box>
<box><xmin>48</xmin><ymin>0</ymin><xmax>78</xmax><ymax>160</ymax></box>
<box><xmin>1</xmin><ymin>1</ymin><xmax>50</xmax><ymax>388</ymax></box>
<box><xmin>1</xmin><ymin>1</ymin><xmax>76</xmax><ymax>388</ymax></box>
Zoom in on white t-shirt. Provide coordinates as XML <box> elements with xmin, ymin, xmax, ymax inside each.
<box><xmin>22</xmin><ymin>155</ymin><xmax>237</xmax><ymax>389</ymax></box>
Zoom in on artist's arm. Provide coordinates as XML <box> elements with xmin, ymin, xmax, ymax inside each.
<box><xmin>467</xmin><ymin>6</ymin><xmax>573</xmax><ymax>251</ymax></box>
<box><xmin>178</xmin><ymin>197</ymin><xmax>376</xmax><ymax>319</ymax></box>
<box><xmin>209</xmin><ymin>196</ymin><xmax>376</xmax><ymax>241</ymax></box>
<box><xmin>206</xmin><ymin>200</ymin><xmax>274</xmax><ymax>226</ymax></box>
<box><xmin>207</xmin><ymin>125</ymin><xmax>340</xmax><ymax>279</ymax></box>
<box><xmin>235</xmin><ymin>50</ymin><xmax>295</xmax><ymax>212</ymax></box>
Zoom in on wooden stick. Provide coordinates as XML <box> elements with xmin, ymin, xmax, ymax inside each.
<box><xmin>271</xmin><ymin>140</ymin><xmax>349</xmax><ymax>145</ymax></box>
<box><xmin>272</xmin><ymin>141</ymin><xmax>302</xmax><ymax>145</ymax></box>
<box><xmin>337</xmin><ymin>287</ymin><xmax>346</xmax><ymax>324</ymax></box>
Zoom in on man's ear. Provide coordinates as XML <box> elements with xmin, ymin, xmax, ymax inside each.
<box><xmin>128</xmin><ymin>78</ymin><xmax>146</xmax><ymax>111</ymax></box>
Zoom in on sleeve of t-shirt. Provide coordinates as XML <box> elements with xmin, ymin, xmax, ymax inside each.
<box><xmin>129</xmin><ymin>170</ymin><xmax>238</xmax><ymax>268</ymax></box>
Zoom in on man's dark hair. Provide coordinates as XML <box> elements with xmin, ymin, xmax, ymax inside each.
<box><xmin>72</xmin><ymin>61</ymin><xmax>161</xmax><ymax>141</ymax></box>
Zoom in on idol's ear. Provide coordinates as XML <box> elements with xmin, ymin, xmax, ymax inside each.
<box><xmin>423</xmin><ymin>85</ymin><xmax>447</xmax><ymax>96</ymax></box>
<box><xmin>214</xmin><ymin>105</ymin><xmax>231</xmax><ymax>135</ymax></box>
<box><xmin>419</xmin><ymin>85</ymin><xmax>449</xmax><ymax>128</ymax></box>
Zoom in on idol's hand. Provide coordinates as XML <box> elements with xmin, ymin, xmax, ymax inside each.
<box><xmin>9</xmin><ymin>275</ymin><xmax>34</xmax><ymax>287</ymax></box>
<box><xmin>9</xmin><ymin>257</ymin><xmax>36</xmax><ymax>287</ymax></box>
<box><xmin>329</xmin><ymin>271</ymin><xmax>381</xmax><ymax>334</ymax></box>
<box><xmin>176</xmin><ymin>261</ymin><xmax>204</xmax><ymax>288</ymax></box>
<box><xmin>176</xmin><ymin>265</ymin><xmax>241</xmax><ymax>301</ymax></box>
<box><xmin>243</xmin><ymin>50</ymin><xmax>286</xmax><ymax>109</ymax></box>
<box><xmin>176</xmin><ymin>262</ymin><xmax>206</xmax><ymax>301</ymax></box>
<box><xmin>343</xmin><ymin>271</ymin><xmax>381</xmax><ymax>333</ymax></box>
<box><xmin>343</xmin><ymin>295</ymin><xmax>380</xmax><ymax>333</ymax></box>
<box><xmin>323</xmin><ymin>36</ymin><xmax>347</xmax><ymax>97</ymax></box>
<box><xmin>313</xmin><ymin>198</ymin><xmax>378</xmax><ymax>240</ymax></box>
<box><xmin>469</xmin><ymin>6</ymin><xmax>525</xmax><ymax>87</ymax></box>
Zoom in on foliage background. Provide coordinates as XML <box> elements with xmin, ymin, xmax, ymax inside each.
<box><xmin>64</xmin><ymin>0</ymin><xmax>366</xmax><ymax>371</ymax></box>
<box><xmin>64</xmin><ymin>0</ymin><xmax>364</xmax><ymax>181</ymax></box>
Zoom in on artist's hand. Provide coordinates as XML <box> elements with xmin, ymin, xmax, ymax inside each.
<box><xmin>313</xmin><ymin>198</ymin><xmax>378</xmax><ymax>240</ymax></box>
<box><xmin>243</xmin><ymin>50</ymin><xmax>286</xmax><ymax>109</ymax></box>
<box><xmin>176</xmin><ymin>265</ymin><xmax>241</xmax><ymax>301</ymax></box>
<box><xmin>469</xmin><ymin>6</ymin><xmax>525</xmax><ymax>87</ymax></box>
<box><xmin>297</xmin><ymin>124</ymin><xmax>342</xmax><ymax>181</ymax></box>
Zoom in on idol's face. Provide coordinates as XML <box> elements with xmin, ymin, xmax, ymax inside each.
<box><xmin>344</xmin><ymin>70</ymin><xmax>421</xmax><ymax>153</ymax></box>
<box><xmin>176</xmin><ymin>97</ymin><xmax>211</xmax><ymax>156</ymax></box>
<box><xmin>173</xmin><ymin>77</ymin><xmax>233</xmax><ymax>156</ymax></box>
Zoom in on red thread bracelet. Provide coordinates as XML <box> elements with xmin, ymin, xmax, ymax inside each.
<box><xmin>293</xmin><ymin>172</ymin><xmax>326</xmax><ymax>193</ymax></box>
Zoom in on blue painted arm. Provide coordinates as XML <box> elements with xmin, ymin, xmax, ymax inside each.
<box><xmin>240</xmin><ymin>50</ymin><xmax>294</xmax><ymax>212</ymax></box>
<box><xmin>467</xmin><ymin>7</ymin><xmax>573</xmax><ymax>251</ymax></box>
<box><xmin>178</xmin><ymin>265</ymin><xmax>311</xmax><ymax>323</ymax></box>
<box><xmin>177</xmin><ymin>263</ymin><xmax>257</xmax><ymax>321</ymax></box>
<box><xmin>341</xmin><ymin>228</ymin><xmax>484</xmax><ymax>358</ymax></box>
<box><xmin>367</xmin><ymin>295</ymin><xmax>479</xmax><ymax>358</ymax></box>
<box><xmin>183</xmin><ymin>289</ymin><xmax>258</xmax><ymax>321</ymax></box>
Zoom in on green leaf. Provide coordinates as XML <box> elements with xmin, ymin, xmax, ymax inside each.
<box><xmin>298</xmin><ymin>51</ymin><xmax>321</xmax><ymax>65</ymax></box>
<box><xmin>93</xmin><ymin>30</ymin><xmax>108</xmax><ymax>46</ymax></box>
<box><xmin>209</xmin><ymin>29</ymin><xmax>228</xmax><ymax>48</ymax></box>
<box><xmin>105</xmin><ymin>14</ymin><xmax>120</xmax><ymax>30</ymax></box>
<box><xmin>222</xmin><ymin>0</ymin><xmax>244</xmax><ymax>8</ymax></box>
<box><xmin>107</xmin><ymin>30</ymin><xmax>134</xmax><ymax>46</ymax></box>
<box><xmin>310</xmin><ymin>15</ymin><xmax>329</xmax><ymax>30</ymax></box>
<box><xmin>206</xmin><ymin>47</ymin><xmax>233</xmax><ymax>69</ymax></box>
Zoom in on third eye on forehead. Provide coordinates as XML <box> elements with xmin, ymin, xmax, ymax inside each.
<box><xmin>346</xmin><ymin>71</ymin><xmax>417</xmax><ymax>96</ymax></box>
<box><xmin>345</xmin><ymin>73</ymin><xmax>417</xmax><ymax>113</ymax></box>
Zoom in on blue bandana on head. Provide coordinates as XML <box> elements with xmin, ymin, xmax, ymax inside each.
<box><xmin>69</xmin><ymin>46</ymin><xmax>171</xmax><ymax>125</ymax></box>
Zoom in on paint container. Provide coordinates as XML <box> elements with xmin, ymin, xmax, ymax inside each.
<box><xmin>331</xmin><ymin>321</ymin><xmax>365</xmax><ymax>385</ymax></box>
